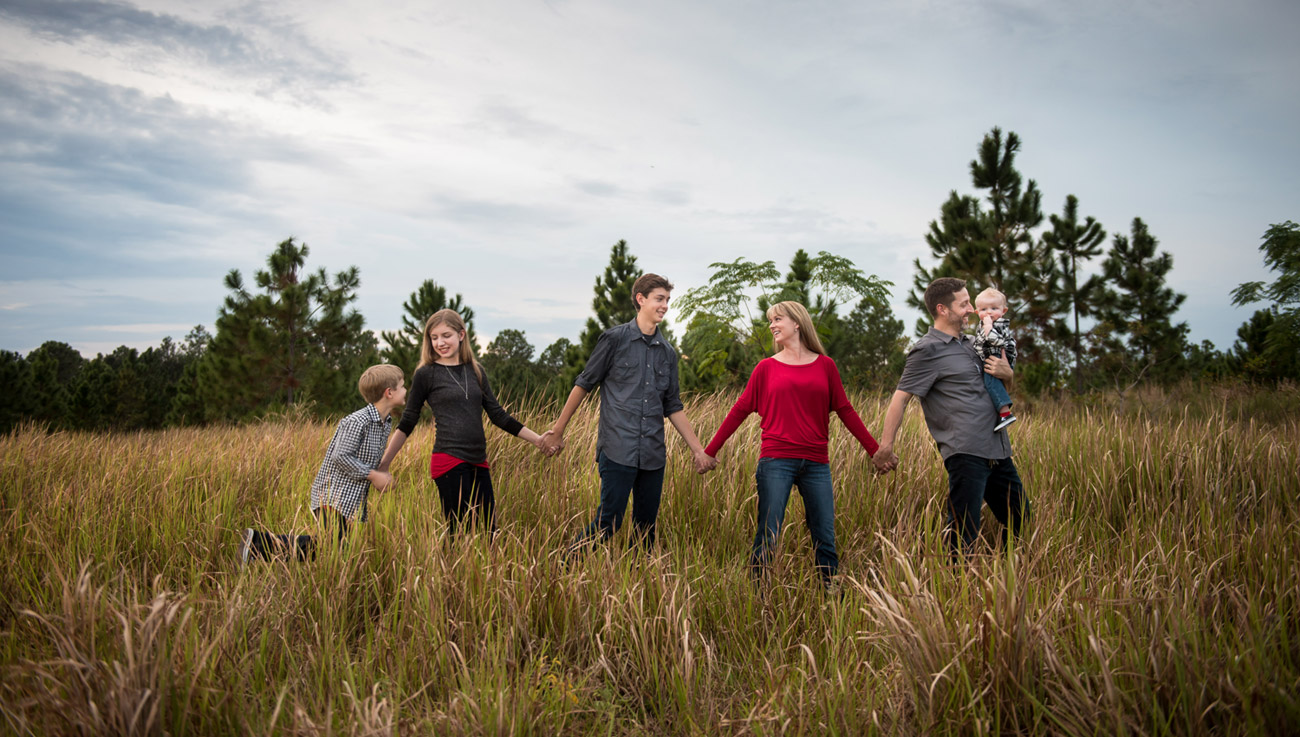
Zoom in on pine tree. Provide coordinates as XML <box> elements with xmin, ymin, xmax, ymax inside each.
<box><xmin>1042</xmin><ymin>194</ymin><xmax>1107</xmax><ymax>392</ymax></box>
<box><xmin>837</xmin><ymin>296</ymin><xmax>907</xmax><ymax>392</ymax></box>
<box><xmin>1094</xmin><ymin>218</ymin><xmax>1189</xmax><ymax>383</ymax></box>
<box><xmin>380</xmin><ymin>280</ymin><xmax>476</xmax><ymax>377</ymax></box>
<box><xmin>1231</xmin><ymin>221</ymin><xmax>1300</xmax><ymax>383</ymax></box>
<box><xmin>909</xmin><ymin>127</ymin><xmax>1045</xmax><ymax>334</ymax></box>
<box><xmin>198</xmin><ymin>238</ymin><xmax>373</xmax><ymax>421</ymax></box>
<box><xmin>0</xmin><ymin>351</ymin><xmax>35</xmax><ymax>434</ymax></box>
<box><xmin>564</xmin><ymin>240</ymin><xmax>641</xmax><ymax>383</ymax></box>
<box><xmin>25</xmin><ymin>341</ymin><xmax>82</xmax><ymax>429</ymax></box>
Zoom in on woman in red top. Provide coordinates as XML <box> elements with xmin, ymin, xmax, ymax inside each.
<box><xmin>704</xmin><ymin>301</ymin><xmax>880</xmax><ymax>587</ymax></box>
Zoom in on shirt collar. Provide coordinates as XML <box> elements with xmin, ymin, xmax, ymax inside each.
<box><xmin>622</xmin><ymin>319</ymin><xmax>662</xmax><ymax>346</ymax></box>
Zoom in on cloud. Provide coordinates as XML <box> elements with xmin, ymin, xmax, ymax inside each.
<box><xmin>0</xmin><ymin>0</ymin><xmax>352</xmax><ymax>104</ymax></box>
<box><xmin>0</xmin><ymin>64</ymin><xmax>320</xmax><ymax>278</ymax></box>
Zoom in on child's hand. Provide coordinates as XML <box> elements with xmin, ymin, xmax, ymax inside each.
<box><xmin>981</xmin><ymin>314</ymin><xmax>994</xmax><ymax>333</ymax></box>
<box><xmin>370</xmin><ymin>470</ymin><xmax>395</xmax><ymax>493</ymax></box>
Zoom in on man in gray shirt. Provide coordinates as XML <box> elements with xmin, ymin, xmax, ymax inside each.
<box><xmin>543</xmin><ymin>273</ymin><xmax>715</xmax><ymax>552</ymax></box>
<box><xmin>873</xmin><ymin>277</ymin><xmax>1028</xmax><ymax>557</ymax></box>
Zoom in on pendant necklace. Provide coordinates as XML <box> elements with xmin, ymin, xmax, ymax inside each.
<box><xmin>443</xmin><ymin>363</ymin><xmax>469</xmax><ymax>400</ymax></box>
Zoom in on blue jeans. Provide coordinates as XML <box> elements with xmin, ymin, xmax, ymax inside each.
<box><xmin>576</xmin><ymin>451</ymin><xmax>666</xmax><ymax>551</ymax></box>
<box><xmin>942</xmin><ymin>453</ymin><xmax>1028</xmax><ymax>557</ymax></box>
<box><xmin>752</xmin><ymin>457</ymin><xmax>837</xmax><ymax>583</ymax></box>
<box><xmin>983</xmin><ymin>372</ymin><xmax>1012</xmax><ymax>411</ymax></box>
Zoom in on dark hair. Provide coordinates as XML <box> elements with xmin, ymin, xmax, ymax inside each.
<box><xmin>631</xmin><ymin>273</ymin><xmax>674</xmax><ymax>310</ymax></box>
<box><xmin>924</xmin><ymin>277</ymin><xmax>967</xmax><ymax>317</ymax></box>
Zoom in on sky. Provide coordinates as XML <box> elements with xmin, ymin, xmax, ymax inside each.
<box><xmin>1</xmin><ymin>0</ymin><xmax>1297</xmax><ymax>359</ymax></box>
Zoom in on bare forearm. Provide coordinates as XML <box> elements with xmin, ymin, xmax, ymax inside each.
<box><xmin>551</xmin><ymin>386</ymin><xmax>589</xmax><ymax>435</ymax></box>
<box><xmin>378</xmin><ymin>429</ymin><xmax>409</xmax><ymax>470</ymax></box>
<box><xmin>880</xmin><ymin>390</ymin><xmax>912</xmax><ymax>450</ymax></box>
<box><xmin>667</xmin><ymin>410</ymin><xmax>705</xmax><ymax>453</ymax></box>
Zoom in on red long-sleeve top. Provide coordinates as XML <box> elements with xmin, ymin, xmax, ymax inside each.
<box><xmin>704</xmin><ymin>354</ymin><xmax>879</xmax><ymax>463</ymax></box>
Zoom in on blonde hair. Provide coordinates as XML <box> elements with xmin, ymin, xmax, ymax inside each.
<box><xmin>358</xmin><ymin>364</ymin><xmax>404</xmax><ymax>403</ymax></box>
<box><xmin>419</xmin><ymin>309</ymin><xmax>484</xmax><ymax>384</ymax></box>
<box><xmin>765</xmin><ymin>300</ymin><xmax>826</xmax><ymax>355</ymax></box>
<box><xmin>975</xmin><ymin>287</ymin><xmax>1008</xmax><ymax>310</ymax></box>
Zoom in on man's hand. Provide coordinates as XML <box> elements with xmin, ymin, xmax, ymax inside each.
<box><xmin>693</xmin><ymin>449</ymin><xmax>718</xmax><ymax>475</ymax></box>
<box><xmin>369</xmin><ymin>470</ymin><xmax>395</xmax><ymax>493</ymax></box>
<box><xmin>984</xmin><ymin>349</ymin><xmax>1013</xmax><ymax>381</ymax></box>
<box><xmin>539</xmin><ymin>430</ymin><xmax>565</xmax><ymax>457</ymax></box>
<box><xmin>872</xmin><ymin>447</ymin><xmax>898</xmax><ymax>474</ymax></box>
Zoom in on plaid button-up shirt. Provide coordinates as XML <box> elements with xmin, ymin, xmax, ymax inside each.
<box><xmin>309</xmin><ymin>403</ymin><xmax>392</xmax><ymax>521</ymax></box>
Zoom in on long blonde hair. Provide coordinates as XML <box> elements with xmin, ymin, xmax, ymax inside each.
<box><xmin>419</xmin><ymin>309</ymin><xmax>484</xmax><ymax>383</ymax></box>
<box><xmin>765</xmin><ymin>300</ymin><xmax>826</xmax><ymax>355</ymax></box>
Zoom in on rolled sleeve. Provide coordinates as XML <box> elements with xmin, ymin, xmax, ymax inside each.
<box><xmin>575</xmin><ymin>331</ymin><xmax>615</xmax><ymax>391</ymax></box>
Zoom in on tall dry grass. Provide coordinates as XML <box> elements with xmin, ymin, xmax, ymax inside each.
<box><xmin>1</xmin><ymin>388</ymin><xmax>1297</xmax><ymax>735</ymax></box>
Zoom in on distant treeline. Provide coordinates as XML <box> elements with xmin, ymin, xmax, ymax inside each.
<box><xmin>3</xmin><ymin>127</ymin><xmax>1295</xmax><ymax>434</ymax></box>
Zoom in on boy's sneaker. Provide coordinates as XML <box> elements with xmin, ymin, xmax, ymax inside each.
<box><xmin>994</xmin><ymin>413</ymin><xmax>1018</xmax><ymax>432</ymax></box>
<box><xmin>238</xmin><ymin>528</ymin><xmax>254</xmax><ymax>567</ymax></box>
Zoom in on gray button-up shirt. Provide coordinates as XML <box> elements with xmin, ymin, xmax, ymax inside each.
<box><xmin>575</xmin><ymin>320</ymin><xmax>685</xmax><ymax>470</ymax></box>
<box><xmin>897</xmin><ymin>327</ymin><xmax>1012</xmax><ymax>461</ymax></box>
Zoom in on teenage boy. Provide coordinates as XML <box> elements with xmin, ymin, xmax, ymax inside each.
<box><xmin>541</xmin><ymin>273</ymin><xmax>716</xmax><ymax>551</ymax></box>
<box><xmin>872</xmin><ymin>277</ymin><xmax>1029</xmax><ymax>558</ymax></box>
<box><xmin>239</xmin><ymin>364</ymin><xmax>405</xmax><ymax>564</ymax></box>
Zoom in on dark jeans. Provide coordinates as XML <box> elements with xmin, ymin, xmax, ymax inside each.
<box><xmin>247</xmin><ymin>507</ymin><xmax>350</xmax><ymax>562</ymax></box>
<box><xmin>752</xmin><ymin>457</ymin><xmax>837</xmax><ymax>584</ymax></box>
<box><xmin>434</xmin><ymin>463</ymin><xmax>496</xmax><ymax>537</ymax></box>
<box><xmin>574</xmin><ymin>451</ymin><xmax>665</xmax><ymax>551</ymax></box>
<box><xmin>943</xmin><ymin>453</ymin><xmax>1028</xmax><ymax>558</ymax></box>
<box><xmin>983</xmin><ymin>372</ymin><xmax>1012</xmax><ymax>411</ymax></box>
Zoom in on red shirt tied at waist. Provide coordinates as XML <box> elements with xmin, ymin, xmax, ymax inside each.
<box><xmin>704</xmin><ymin>354</ymin><xmax>879</xmax><ymax>463</ymax></box>
<box><xmin>429</xmin><ymin>453</ymin><xmax>489</xmax><ymax>479</ymax></box>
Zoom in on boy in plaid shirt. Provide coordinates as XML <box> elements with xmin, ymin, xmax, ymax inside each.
<box><xmin>240</xmin><ymin>364</ymin><xmax>406</xmax><ymax>563</ymax></box>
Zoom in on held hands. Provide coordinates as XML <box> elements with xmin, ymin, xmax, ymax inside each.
<box><xmin>369</xmin><ymin>469</ymin><xmax>395</xmax><ymax>493</ymax></box>
<box><xmin>537</xmin><ymin>429</ymin><xmax>565</xmax><ymax>457</ymax></box>
<box><xmin>871</xmin><ymin>447</ymin><xmax>898</xmax><ymax>475</ymax></box>
<box><xmin>693</xmin><ymin>448</ymin><xmax>718</xmax><ymax>475</ymax></box>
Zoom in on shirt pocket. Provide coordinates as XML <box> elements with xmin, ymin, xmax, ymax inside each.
<box><xmin>612</xmin><ymin>358</ymin><xmax>640</xmax><ymax>384</ymax></box>
<box><xmin>653</xmin><ymin>362</ymin><xmax>670</xmax><ymax>392</ymax></box>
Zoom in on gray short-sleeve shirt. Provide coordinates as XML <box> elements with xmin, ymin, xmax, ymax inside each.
<box><xmin>897</xmin><ymin>328</ymin><xmax>1012</xmax><ymax>461</ymax></box>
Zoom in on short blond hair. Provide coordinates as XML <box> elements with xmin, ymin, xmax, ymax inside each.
<box><xmin>358</xmin><ymin>364</ymin><xmax>404</xmax><ymax>403</ymax></box>
<box><xmin>975</xmin><ymin>287</ymin><xmax>1008</xmax><ymax>310</ymax></box>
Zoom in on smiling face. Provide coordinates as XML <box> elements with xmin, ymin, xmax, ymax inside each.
<box><xmin>636</xmin><ymin>287</ymin><xmax>671</xmax><ymax>325</ymax></box>
<box><xmin>768</xmin><ymin>310</ymin><xmax>799</xmax><ymax>348</ymax></box>
<box><xmin>939</xmin><ymin>288</ymin><xmax>976</xmax><ymax>333</ymax></box>
<box><xmin>426</xmin><ymin>321</ymin><xmax>464</xmax><ymax>363</ymax></box>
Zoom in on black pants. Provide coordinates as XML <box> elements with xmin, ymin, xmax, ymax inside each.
<box><xmin>434</xmin><ymin>463</ymin><xmax>495</xmax><ymax>537</ymax></box>
<box><xmin>943</xmin><ymin>454</ymin><xmax>1028</xmax><ymax>558</ymax></box>
<box><xmin>247</xmin><ymin>507</ymin><xmax>350</xmax><ymax>562</ymax></box>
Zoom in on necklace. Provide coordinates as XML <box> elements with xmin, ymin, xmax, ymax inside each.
<box><xmin>443</xmin><ymin>363</ymin><xmax>469</xmax><ymax>400</ymax></box>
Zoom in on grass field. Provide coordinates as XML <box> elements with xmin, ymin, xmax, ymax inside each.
<box><xmin>2</xmin><ymin>387</ymin><xmax>1298</xmax><ymax>735</ymax></box>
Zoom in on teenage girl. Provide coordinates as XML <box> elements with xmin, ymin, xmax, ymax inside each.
<box><xmin>703</xmin><ymin>300</ymin><xmax>880</xmax><ymax>587</ymax></box>
<box><xmin>379</xmin><ymin>309</ymin><xmax>549</xmax><ymax>536</ymax></box>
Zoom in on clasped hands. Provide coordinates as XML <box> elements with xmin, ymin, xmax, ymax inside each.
<box><xmin>535</xmin><ymin>430</ymin><xmax>565</xmax><ymax>457</ymax></box>
<box><xmin>871</xmin><ymin>447</ymin><xmax>899</xmax><ymax>475</ymax></box>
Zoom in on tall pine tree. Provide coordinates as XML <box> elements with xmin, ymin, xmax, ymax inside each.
<box><xmin>198</xmin><ymin>238</ymin><xmax>374</xmax><ymax>421</ymax></box>
<box><xmin>1043</xmin><ymin>194</ymin><xmax>1107</xmax><ymax>392</ymax></box>
<box><xmin>380</xmin><ymin>280</ymin><xmax>476</xmax><ymax>377</ymax></box>
<box><xmin>910</xmin><ymin>128</ymin><xmax>1045</xmax><ymax>319</ymax></box>
<box><xmin>1093</xmin><ymin>218</ymin><xmax>1188</xmax><ymax>384</ymax></box>
<box><xmin>564</xmin><ymin>240</ymin><xmax>640</xmax><ymax>384</ymax></box>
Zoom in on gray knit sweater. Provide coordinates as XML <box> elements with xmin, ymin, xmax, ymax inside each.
<box><xmin>396</xmin><ymin>362</ymin><xmax>523</xmax><ymax>464</ymax></box>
